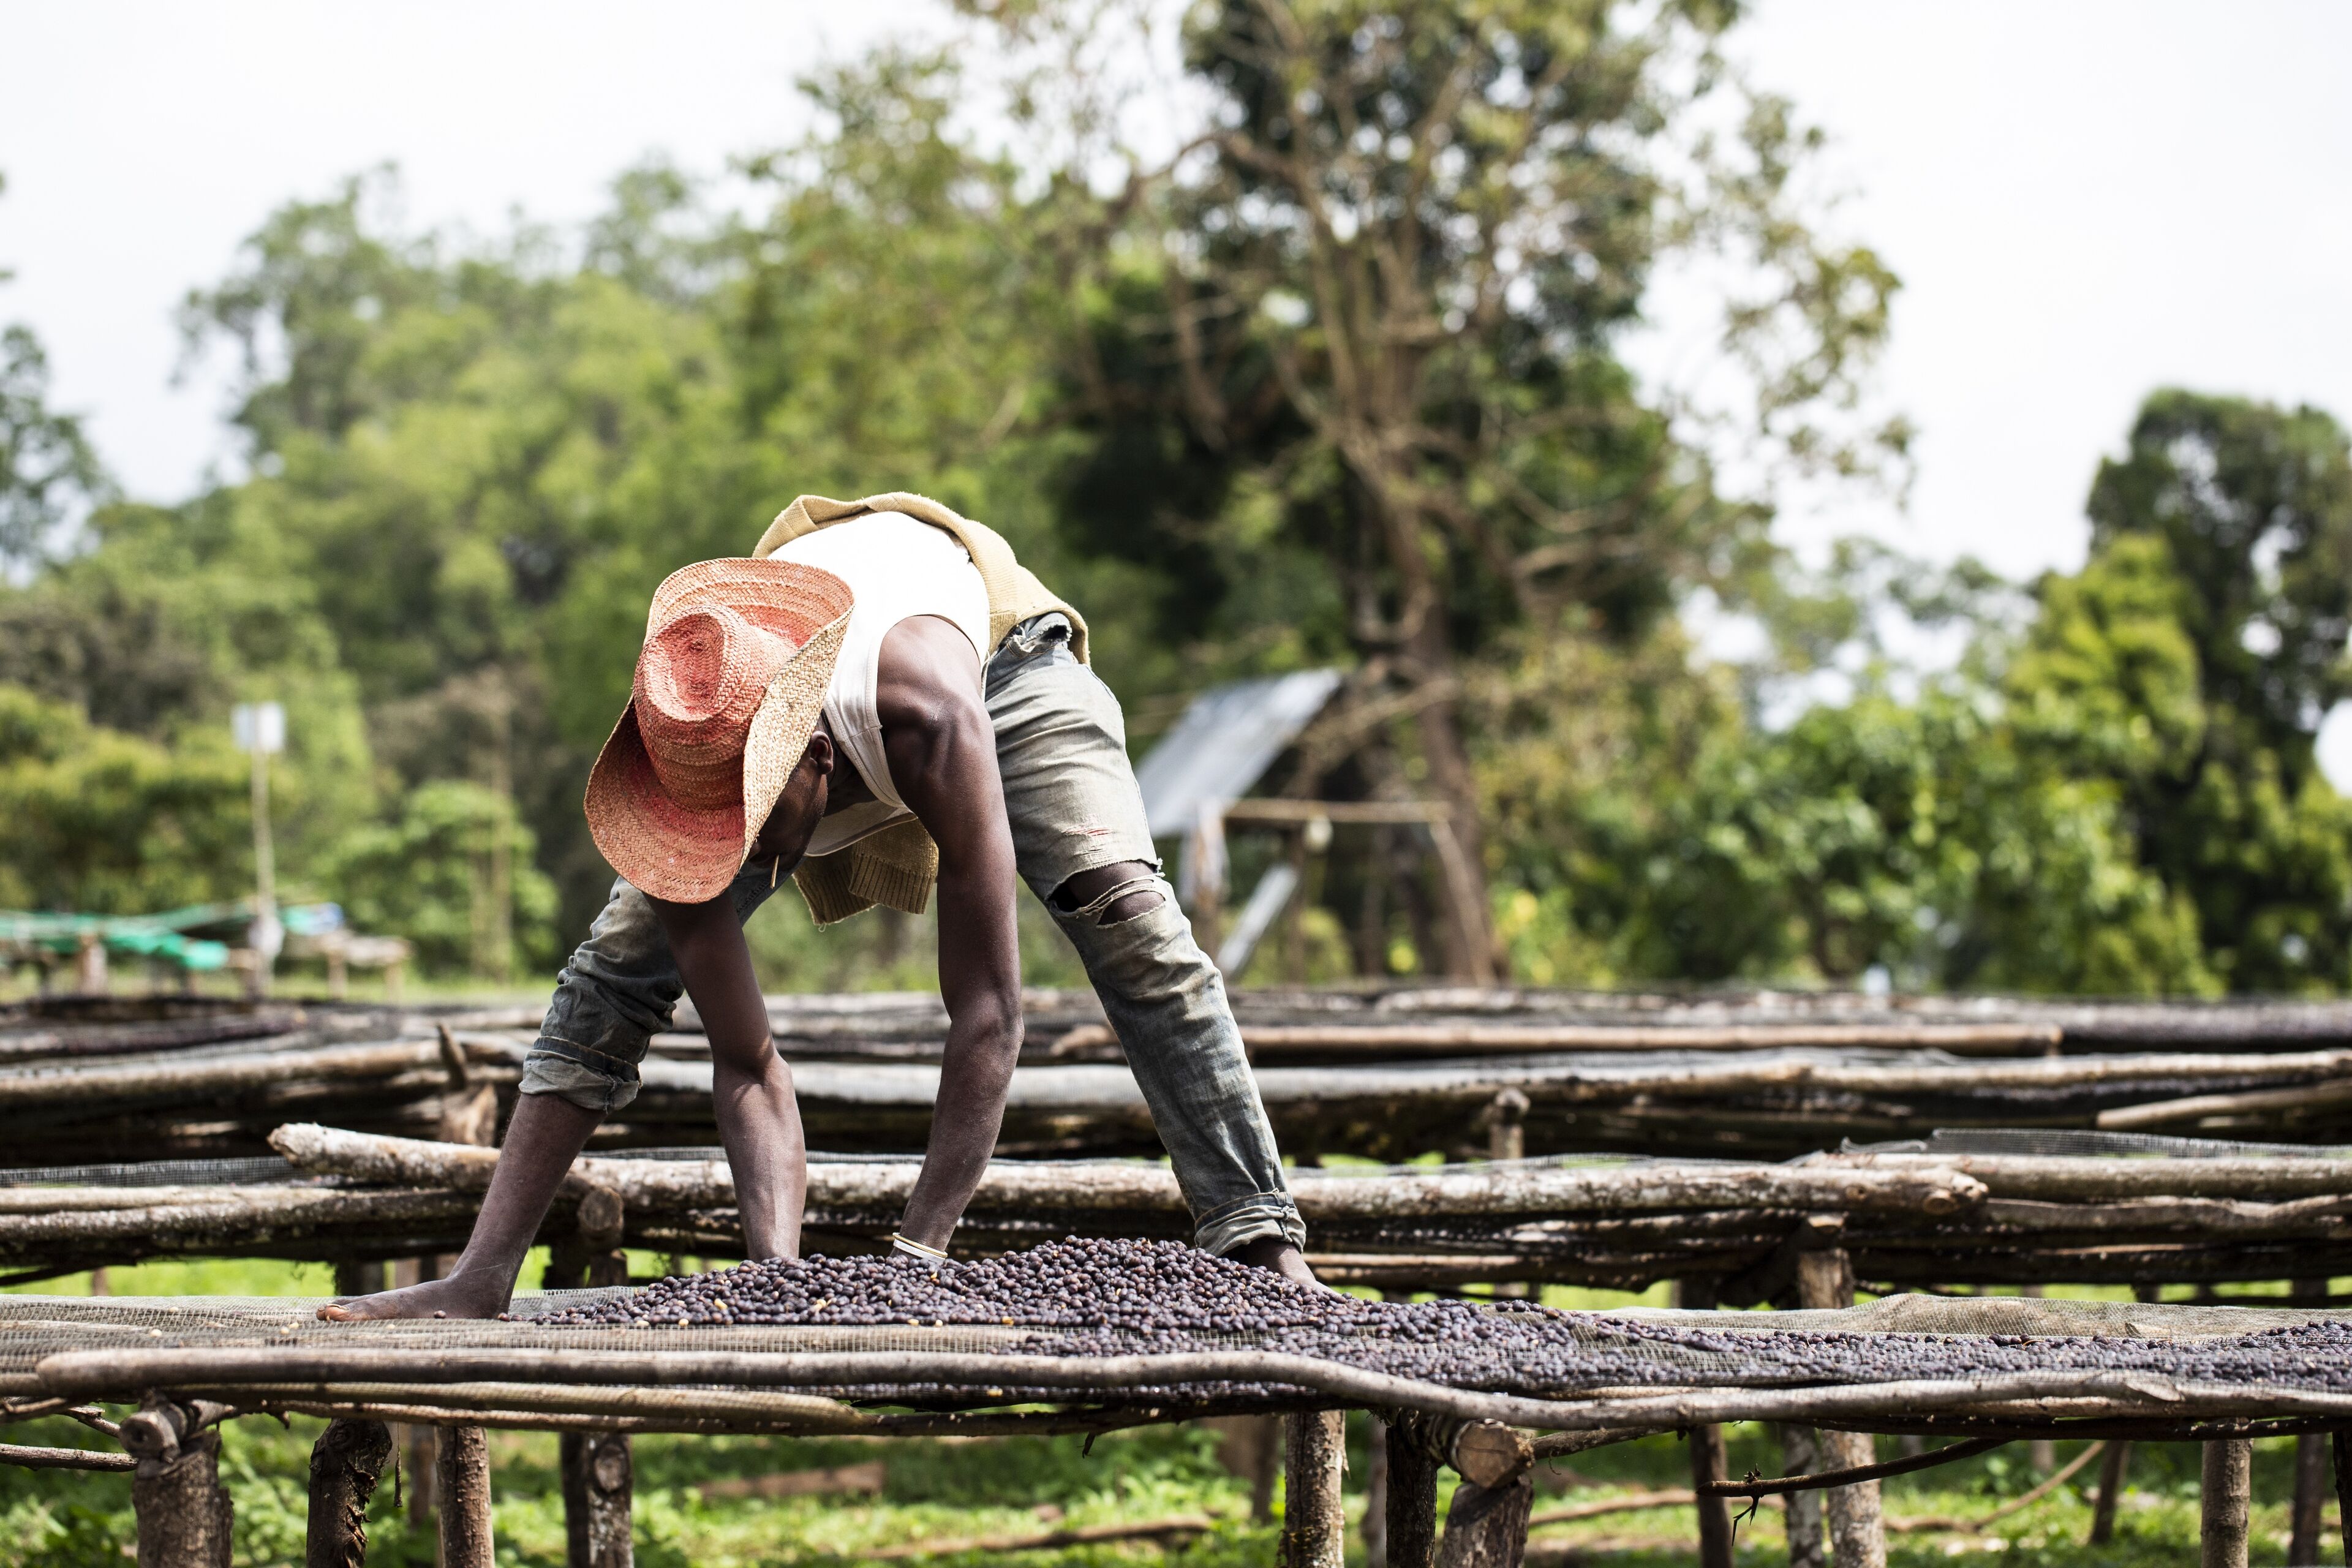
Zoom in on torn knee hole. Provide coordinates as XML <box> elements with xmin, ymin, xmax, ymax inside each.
<box><xmin>1050</xmin><ymin>863</ymin><xmax>1165</xmax><ymax>926</ymax></box>
<box><xmin>1096</xmin><ymin>889</ymin><xmax>1164</xmax><ymax>925</ymax></box>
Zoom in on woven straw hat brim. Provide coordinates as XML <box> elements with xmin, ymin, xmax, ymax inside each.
<box><xmin>586</xmin><ymin>559</ymin><xmax>853</xmax><ymax>903</ymax></box>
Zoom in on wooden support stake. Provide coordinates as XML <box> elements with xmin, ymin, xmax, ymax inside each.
<box><xmin>1365</xmin><ymin>1419</ymin><xmax>1390</xmax><ymax>1568</ymax></box>
<box><xmin>1676</xmin><ymin>1278</ymin><xmax>1733</xmax><ymax>1568</ymax></box>
<box><xmin>1435</xmin><ymin>1472</ymin><xmax>1532</xmax><ymax>1568</ymax></box>
<box><xmin>305</xmin><ymin>1419</ymin><xmax>391</xmax><ymax>1568</ymax></box>
<box><xmin>122</xmin><ymin>1393</ymin><xmax>232</xmax><ymax>1568</ymax></box>
<box><xmin>435</xmin><ymin>1425</ymin><xmax>494</xmax><ymax>1568</ymax></box>
<box><xmin>1203</xmin><ymin>1415</ymin><xmax>1280</xmax><ymax>1520</ymax></box>
<box><xmin>2202</xmin><ymin>1438</ymin><xmax>2252</xmax><ymax>1568</ymax></box>
<box><xmin>580</xmin><ymin>1185</ymin><xmax>629</xmax><ymax>1288</ymax></box>
<box><xmin>2292</xmin><ymin>1279</ymin><xmax>2331</xmax><ymax>1567</ymax></box>
<box><xmin>2332</xmin><ymin>1431</ymin><xmax>2352</xmax><ymax>1568</ymax></box>
<box><xmin>2294</xmin><ymin>1432</ymin><xmax>2331</xmax><ymax>1566</ymax></box>
<box><xmin>560</xmin><ymin>1430</ymin><xmax>633</xmax><ymax>1568</ymax></box>
<box><xmin>2021</xmin><ymin>1284</ymin><xmax>2054</xmax><ymax>1472</ymax></box>
<box><xmin>1691</xmin><ymin>1420</ymin><xmax>1734</xmax><ymax>1568</ymax></box>
<box><xmin>2089</xmin><ymin>1439</ymin><xmax>2132</xmax><ymax>1545</ymax></box>
<box><xmin>1278</xmin><ymin>1409</ymin><xmax>1346</xmax><ymax>1568</ymax></box>
<box><xmin>1386</xmin><ymin>1417</ymin><xmax>1441</xmax><ymax>1568</ymax></box>
<box><xmin>1779</xmin><ymin>1424</ymin><xmax>1826</xmax><ymax>1568</ymax></box>
<box><xmin>1796</xmin><ymin>1248</ymin><xmax>1885</xmax><ymax>1568</ymax></box>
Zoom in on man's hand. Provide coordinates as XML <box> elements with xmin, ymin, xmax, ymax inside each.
<box><xmin>875</xmin><ymin>616</ymin><xmax>1022</xmax><ymax>1250</ymax></box>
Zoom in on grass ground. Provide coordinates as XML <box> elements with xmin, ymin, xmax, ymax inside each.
<box><xmin>4</xmin><ymin>1260</ymin><xmax>2323</xmax><ymax>1566</ymax></box>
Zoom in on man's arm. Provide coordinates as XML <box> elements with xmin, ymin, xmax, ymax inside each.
<box><xmin>648</xmin><ymin>891</ymin><xmax>810</xmax><ymax>1259</ymax></box>
<box><xmin>875</xmin><ymin>616</ymin><xmax>1022</xmax><ymax>1250</ymax></box>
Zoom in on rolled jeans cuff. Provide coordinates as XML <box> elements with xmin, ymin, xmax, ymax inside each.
<box><xmin>1194</xmin><ymin>1192</ymin><xmax>1306</xmax><ymax>1258</ymax></box>
<box><xmin>519</xmin><ymin>1041</ymin><xmax>643</xmax><ymax>1113</ymax></box>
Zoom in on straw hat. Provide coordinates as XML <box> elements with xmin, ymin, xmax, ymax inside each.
<box><xmin>586</xmin><ymin>558</ymin><xmax>854</xmax><ymax>902</ymax></box>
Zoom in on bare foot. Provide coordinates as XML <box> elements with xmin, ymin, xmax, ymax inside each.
<box><xmin>318</xmin><ymin>1271</ymin><xmax>510</xmax><ymax>1322</ymax></box>
<box><xmin>1233</xmin><ymin>1236</ymin><xmax>1325</xmax><ymax>1289</ymax></box>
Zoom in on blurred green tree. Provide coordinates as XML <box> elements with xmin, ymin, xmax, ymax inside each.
<box><xmin>1028</xmin><ymin>0</ymin><xmax>1903</xmax><ymax>974</ymax></box>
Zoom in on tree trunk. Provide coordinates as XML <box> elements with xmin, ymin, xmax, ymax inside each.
<box><xmin>305</xmin><ymin>1419</ymin><xmax>391</xmax><ymax>1568</ymax></box>
<box><xmin>2202</xmin><ymin>1439</ymin><xmax>2251</xmax><ymax>1568</ymax></box>
<box><xmin>561</xmin><ymin>1431</ymin><xmax>633</xmax><ymax>1568</ymax></box>
<box><xmin>435</xmin><ymin>1425</ymin><xmax>494</xmax><ymax>1568</ymax></box>
<box><xmin>1278</xmin><ymin>1410</ymin><xmax>1346</xmax><ymax>1568</ymax></box>
<box><xmin>1435</xmin><ymin>1472</ymin><xmax>1532</xmax><ymax>1568</ymax></box>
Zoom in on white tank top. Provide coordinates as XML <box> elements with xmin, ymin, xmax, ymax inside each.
<box><xmin>771</xmin><ymin>513</ymin><xmax>991</xmax><ymax>858</ymax></box>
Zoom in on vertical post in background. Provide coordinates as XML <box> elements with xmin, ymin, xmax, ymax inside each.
<box><xmin>2291</xmin><ymin>1279</ymin><xmax>2330</xmax><ymax>1567</ymax></box>
<box><xmin>1779</xmin><ymin>1424</ymin><xmax>1827</xmax><ymax>1568</ymax></box>
<box><xmin>2020</xmin><ymin>1284</ymin><xmax>2054</xmax><ymax>1472</ymax></box>
<box><xmin>2089</xmin><ymin>1441</ymin><xmax>2132</xmax><ymax>1546</ymax></box>
<box><xmin>1676</xmin><ymin>1280</ymin><xmax>1735</xmax><ymax>1568</ymax></box>
<box><xmin>1795</xmin><ymin>1248</ymin><xmax>1885</xmax><ymax>1568</ymax></box>
<box><xmin>232</xmin><ymin>701</ymin><xmax>285</xmax><ymax>995</ymax></box>
<box><xmin>1365</xmin><ymin>1418</ymin><xmax>1390</xmax><ymax>1568</ymax></box>
<box><xmin>1181</xmin><ymin>802</ymin><xmax>1228</xmax><ymax>957</ymax></box>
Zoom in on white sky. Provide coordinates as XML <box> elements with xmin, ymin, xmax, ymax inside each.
<box><xmin>3</xmin><ymin>4</ymin><xmax>2349</xmax><ymax>630</ymax></box>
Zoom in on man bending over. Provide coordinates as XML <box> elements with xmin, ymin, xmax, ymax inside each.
<box><xmin>325</xmin><ymin>492</ymin><xmax>1310</xmax><ymax>1320</ymax></box>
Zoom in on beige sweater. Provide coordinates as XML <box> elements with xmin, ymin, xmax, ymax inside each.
<box><xmin>753</xmin><ymin>491</ymin><xmax>1090</xmax><ymax>925</ymax></box>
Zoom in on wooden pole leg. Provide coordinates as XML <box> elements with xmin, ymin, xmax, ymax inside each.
<box><xmin>1819</xmin><ymin>1428</ymin><xmax>1887</xmax><ymax>1568</ymax></box>
<box><xmin>1278</xmin><ymin>1410</ymin><xmax>1346</xmax><ymax>1568</ymax></box>
<box><xmin>1435</xmin><ymin>1471</ymin><xmax>1532</xmax><ymax>1568</ymax></box>
<box><xmin>306</xmin><ymin>1419</ymin><xmax>391</xmax><ymax>1568</ymax></box>
<box><xmin>1795</xmin><ymin>1248</ymin><xmax>1884</xmax><ymax>1568</ymax></box>
<box><xmin>1365</xmin><ymin>1418</ymin><xmax>1391</xmax><ymax>1568</ymax></box>
<box><xmin>2202</xmin><ymin>1438</ymin><xmax>2252</xmax><ymax>1568</ymax></box>
<box><xmin>2089</xmin><ymin>1439</ymin><xmax>2132</xmax><ymax>1545</ymax></box>
<box><xmin>2294</xmin><ymin>1433</ymin><xmax>2330</xmax><ymax>1567</ymax></box>
<box><xmin>122</xmin><ymin>1394</ymin><xmax>233</xmax><ymax>1568</ymax></box>
<box><xmin>2332</xmin><ymin>1431</ymin><xmax>2352</xmax><ymax>1568</ymax></box>
<box><xmin>1691</xmin><ymin>1422</ymin><xmax>1734</xmax><ymax>1568</ymax></box>
<box><xmin>561</xmin><ymin>1431</ymin><xmax>634</xmax><ymax>1568</ymax></box>
<box><xmin>1779</xmin><ymin>1423</ymin><xmax>1827</xmax><ymax>1568</ymax></box>
<box><xmin>1385</xmin><ymin>1419</ymin><xmax>1441</xmax><ymax>1568</ymax></box>
<box><xmin>435</xmin><ymin>1425</ymin><xmax>494</xmax><ymax>1568</ymax></box>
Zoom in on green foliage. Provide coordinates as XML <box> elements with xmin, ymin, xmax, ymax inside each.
<box><xmin>0</xmin><ymin>684</ymin><xmax>252</xmax><ymax>915</ymax></box>
<box><xmin>323</xmin><ymin>779</ymin><xmax>559</xmax><ymax>976</ymax></box>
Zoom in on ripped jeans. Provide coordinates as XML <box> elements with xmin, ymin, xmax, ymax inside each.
<box><xmin>521</xmin><ymin>616</ymin><xmax>1305</xmax><ymax>1257</ymax></box>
